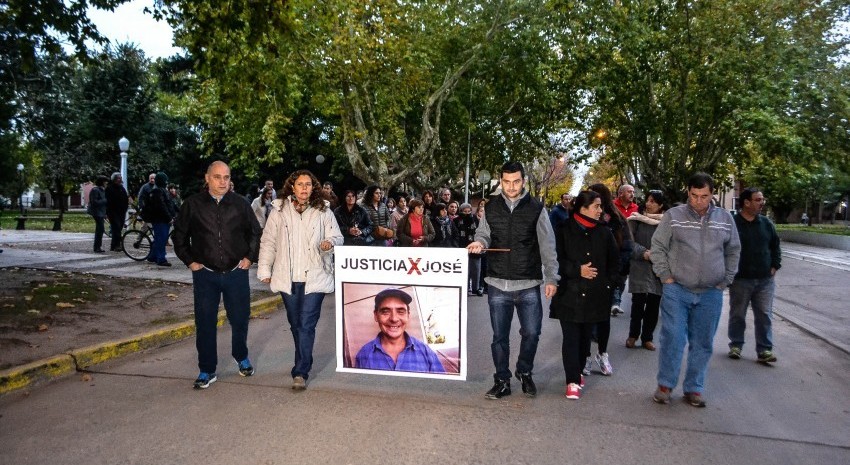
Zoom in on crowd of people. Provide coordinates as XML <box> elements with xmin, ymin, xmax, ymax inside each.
<box><xmin>87</xmin><ymin>160</ymin><xmax>779</xmax><ymax>408</ymax></box>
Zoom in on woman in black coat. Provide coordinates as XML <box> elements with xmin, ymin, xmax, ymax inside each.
<box><xmin>550</xmin><ymin>190</ymin><xmax>619</xmax><ymax>400</ymax></box>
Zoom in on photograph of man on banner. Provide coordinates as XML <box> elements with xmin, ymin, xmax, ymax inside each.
<box><xmin>340</xmin><ymin>283</ymin><xmax>461</xmax><ymax>376</ymax></box>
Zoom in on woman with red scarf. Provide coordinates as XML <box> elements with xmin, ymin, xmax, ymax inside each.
<box><xmin>549</xmin><ymin>190</ymin><xmax>619</xmax><ymax>400</ymax></box>
<box><xmin>396</xmin><ymin>198</ymin><xmax>435</xmax><ymax>247</ymax></box>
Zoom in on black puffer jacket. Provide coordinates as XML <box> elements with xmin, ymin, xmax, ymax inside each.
<box><xmin>549</xmin><ymin>218</ymin><xmax>619</xmax><ymax>323</ymax></box>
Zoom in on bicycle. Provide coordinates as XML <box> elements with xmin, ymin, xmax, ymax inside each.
<box><xmin>121</xmin><ymin>211</ymin><xmax>153</xmax><ymax>261</ymax></box>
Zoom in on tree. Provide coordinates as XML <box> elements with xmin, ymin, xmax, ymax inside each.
<box><xmin>154</xmin><ymin>0</ymin><xmax>573</xmax><ymax>190</ymax></box>
<box><xmin>553</xmin><ymin>0</ymin><xmax>850</xmax><ymax>203</ymax></box>
<box><xmin>1</xmin><ymin>0</ymin><xmax>130</xmax><ymax>191</ymax></box>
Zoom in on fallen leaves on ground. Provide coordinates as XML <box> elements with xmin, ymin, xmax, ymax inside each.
<box><xmin>55</xmin><ymin>302</ymin><xmax>76</xmax><ymax>308</ymax></box>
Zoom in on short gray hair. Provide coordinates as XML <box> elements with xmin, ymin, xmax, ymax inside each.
<box><xmin>110</xmin><ymin>172</ymin><xmax>121</xmax><ymax>181</ymax></box>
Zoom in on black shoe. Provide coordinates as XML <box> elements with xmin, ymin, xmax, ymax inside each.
<box><xmin>475</xmin><ymin>289</ymin><xmax>484</xmax><ymax>296</ymax></box>
<box><xmin>157</xmin><ymin>261</ymin><xmax>172</xmax><ymax>267</ymax></box>
<box><xmin>516</xmin><ymin>372</ymin><xmax>537</xmax><ymax>397</ymax></box>
<box><xmin>94</xmin><ymin>249</ymin><xmax>106</xmax><ymax>253</ymax></box>
<box><xmin>485</xmin><ymin>378</ymin><xmax>511</xmax><ymax>399</ymax></box>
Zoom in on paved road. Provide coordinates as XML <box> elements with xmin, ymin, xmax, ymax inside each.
<box><xmin>1</xmin><ymin>231</ymin><xmax>849</xmax><ymax>464</ymax></box>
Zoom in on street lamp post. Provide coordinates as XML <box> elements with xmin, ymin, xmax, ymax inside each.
<box><xmin>477</xmin><ymin>169</ymin><xmax>491</xmax><ymax>201</ymax></box>
<box><xmin>118</xmin><ymin>137</ymin><xmax>129</xmax><ymax>192</ymax></box>
<box><xmin>16</xmin><ymin>163</ymin><xmax>24</xmax><ymax>215</ymax></box>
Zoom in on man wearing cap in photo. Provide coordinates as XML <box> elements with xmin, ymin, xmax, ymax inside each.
<box><xmin>355</xmin><ymin>288</ymin><xmax>446</xmax><ymax>373</ymax></box>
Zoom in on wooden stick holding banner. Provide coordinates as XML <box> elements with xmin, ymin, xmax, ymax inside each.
<box><xmin>483</xmin><ymin>248</ymin><xmax>511</xmax><ymax>252</ymax></box>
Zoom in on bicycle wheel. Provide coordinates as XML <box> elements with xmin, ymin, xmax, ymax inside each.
<box><xmin>122</xmin><ymin>229</ymin><xmax>152</xmax><ymax>261</ymax></box>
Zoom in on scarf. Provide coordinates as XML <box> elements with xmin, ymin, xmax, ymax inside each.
<box><xmin>575</xmin><ymin>212</ymin><xmax>602</xmax><ymax>229</ymax></box>
<box><xmin>436</xmin><ymin>215</ymin><xmax>452</xmax><ymax>238</ymax></box>
<box><xmin>627</xmin><ymin>211</ymin><xmax>663</xmax><ymax>226</ymax></box>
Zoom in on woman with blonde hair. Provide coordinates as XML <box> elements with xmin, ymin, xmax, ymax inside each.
<box><xmin>258</xmin><ymin>169</ymin><xmax>343</xmax><ymax>390</ymax></box>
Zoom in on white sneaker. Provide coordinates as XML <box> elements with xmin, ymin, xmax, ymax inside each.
<box><xmin>611</xmin><ymin>305</ymin><xmax>624</xmax><ymax>316</ymax></box>
<box><xmin>596</xmin><ymin>352</ymin><xmax>613</xmax><ymax>376</ymax></box>
<box><xmin>582</xmin><ymin>357</ymin><xmax>592</xmax><ymax>376</ymax></box>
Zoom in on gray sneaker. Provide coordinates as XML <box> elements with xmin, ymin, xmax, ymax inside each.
<box><xmin>757</xmin><ymin>350</ymin><xmax>777</xmax><ymax>363</ymax></box>
<box><xmin>728</xmin><ymin>347</ymin><xmax>742</xmax><ymax>359</ymax></box>
<box><xmin>292</xmin><ymin>375</ymin><xmax>307</xmax><ymax>391</ymax></box>
<box><xmin>653</xmin><ymin>386</ymin><xmax>671</xmax><ymax>404</ymax></box>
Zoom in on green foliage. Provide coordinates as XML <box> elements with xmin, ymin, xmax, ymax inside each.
<box><xmin>154</xmin><ymin>0</ymin><xmax>573</xmax><ymax>190</ymax></box>
<box><xmin>553</xmin><ymin>0</ymin><xmax>850</xmax><ymax>204</ymax></box>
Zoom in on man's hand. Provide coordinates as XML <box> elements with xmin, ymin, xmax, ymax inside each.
<box><xmin>188</xmin><ymin>262</ymin><xmax>203</xmax><ymax>271</ymax></box>
<box><xmin>663</xmin><ymin>278</ymin><xmax>675</xmax><ymax>284</ymax></box>
<box><xmin>466</xmin><ymin>241</ymin><xmax>484</xmax><ymax>254</ymax></box>
<box><xmin>320</xmin><ymin>240</ymin><xmax>333</xmax><ymax>251</ymax></box>
<box><xmin>643</xmin><ymin>250</ymin><xmax>651</xmax><ymax>261</ymax></box>
<box><xmin>260</xmin><ymin>277</ymin><xmax>271</xmax><ymax>284</ymax></box>
<box><xmin>580</xmin><ymin>262</ymin><xmax>597</xmax><ymax>280</ymax></box>
<box><xmin>544</xmin><ymin>283</ymin><xmax>557</xmax><ymax>298</ymax></box>
<box><xmin>770</xmin><ymin>267</ymin><xmax>777</xmax><ymax>276</ymax></box>
<box><xmin>238</xmin><ymin>258</ymin><xmax>251</xmax><ymax>269</ymax></box>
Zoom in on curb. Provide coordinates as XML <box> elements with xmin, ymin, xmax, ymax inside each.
<box><xmin>0</xmin><ymin>295</ymin><xmax>282</xmax><ymax>396</ymax></box>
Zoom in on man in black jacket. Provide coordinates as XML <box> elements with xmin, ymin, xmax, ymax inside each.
<box><xmin>727</xmin><ymin>187</ymin><xmax>781</xmax><ymax>364</ymax></box>
<box><xmin>172</xmin><ymin>161</ymin><xmax>262</xmax><ymax>389</ymax></box>
<box><xmin>467</xmin><ymin>161</ymin><xmax>559</xmax><ymax>399</ymax></box>
<box><xmin>104</xmin><ymin>172</ymin><xmax>129</xmax><ymax>252</ymax></box>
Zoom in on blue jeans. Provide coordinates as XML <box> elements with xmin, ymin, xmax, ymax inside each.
<box><xmin>728</xmin><ymin>277</ymin><xmax>775</xmax><ymax>353</ymax></box>
<box><xmin>487</xmin><ymin>286</ymin><xmax>542</xmax><ymax>381</ymax></box>
<box><xmin>280</xmin><ymin>282</ymin><xmax>326</xmax><ymax>379</ymax></box>
<box><xmin>657</xmin><ymin>283</ymin><xmax>723</xmax><ymax>394</ymax></box>
<box><xmin>192</xmin><ymin>267</ymin><xmax>250</xmax><ymax>374</ymax></box>
<box><xmin>151</xmin><ymin>222</ymin><xmax>170</xmax><ymax>263</ymax></box>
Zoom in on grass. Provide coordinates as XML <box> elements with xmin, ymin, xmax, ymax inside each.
<box><xmin>0</xmin><ymin>270</ymin><xmax>101</xmax><ymax>327</ymax></box>
<box><xmin>775</xmin><ymin>223</ymin><xmax>850</xmax><ymax>237</ymax></box>
<box><xmin>0</xmin><ymin>210</ymin><xmax>95</xmax><ymax>233</ymax></box>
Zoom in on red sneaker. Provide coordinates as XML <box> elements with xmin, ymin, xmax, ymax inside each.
<box><xmin>565</xmin><ymin>383</ymin><xmax>581</xmax><ymax>400</ymax></box>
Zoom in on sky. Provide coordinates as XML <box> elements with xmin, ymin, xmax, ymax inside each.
<box><xmin>87</xmin><ymin>0</ymin><xmax>181</xmax><ymax>59</ymax></box>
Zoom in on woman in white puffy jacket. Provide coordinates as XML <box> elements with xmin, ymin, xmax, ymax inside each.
<box><xmin>257</xmin><ymin>169</ymin><xmax>343</xmax><ymax>390</ymax></box>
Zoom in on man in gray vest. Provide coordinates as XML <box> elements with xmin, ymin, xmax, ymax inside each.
<box><xmin>468</xmin><ymin>161</ymin><xmax>559</xmax><ymax>399</ymax></box>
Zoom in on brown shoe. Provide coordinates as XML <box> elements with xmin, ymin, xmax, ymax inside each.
<box><xmin>625</xmin><ymin>338</ymin><xmax>637</xmax><ymax>348</ymax></box>
<box><xmin>643</xmin><ymin>341</ymin><xmax>656</xmax><ymax>351</ymax></box>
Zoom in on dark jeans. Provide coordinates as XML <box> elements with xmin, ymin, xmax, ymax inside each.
<box><xmin>93</xmin><ymin>216</ymin><xmax>105</xmax><ymax>251</ymax></box>
<box><xmin>467</xmin><ymin>254</ymin><xmax>481</xmax><ymax>292</ymax></box>
<box><xmin>629</xmin><ymin>293</ymin><xmax>661</xmax><ymax>342</ymax></box>
<box><xmin>487</xmin><ymin>286</ymin><xmax>542</xmax><ymax>380</ymax></box>
<box><xmin>151</xmin><ymin>222</ymin><xmax>169</xmax><ymax>263</ymax></box>
<box><xmin>478</xmin><ymin>255</ymin><xmax>488</xmax><ymax>292</ymax></box>
<box><xmin>728</xmin><ymin>277</ymin><xmax>775</xmax><ymax>353</ymax></box>
<box><xmin>192</xmin><ymin>267</ymin><xmax>250</xmax><ymax>374</ymax></box>
<box><xmin>280</xmin><ymin>282</ymin><xmax>326</xmax><ymax>379</ymax></box>
<box><xmin>559</xmin><ymin>320</ymin><xmax>593</xmax><ymax>385</ymax></box>
<box><xmin>108</xmin><ymin>214</ymin><xmax>123</xmax><ymax>251</ymax></box>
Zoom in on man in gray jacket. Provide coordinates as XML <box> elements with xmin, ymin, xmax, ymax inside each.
<box><xmin>650</xmin><ymin>173</ymin><xmax>741</xmax><ymax>408</ymax></box>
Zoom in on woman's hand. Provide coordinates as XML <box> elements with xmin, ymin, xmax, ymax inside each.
<box><xmin>319</xmin><ymin>240</ymin><xmax>333</xmax><ymax>251</ymax></box>
<box><xmin>580</xmin><ymin>262</ymin><xmax>598</xmax><ymax>280</ymax></box>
